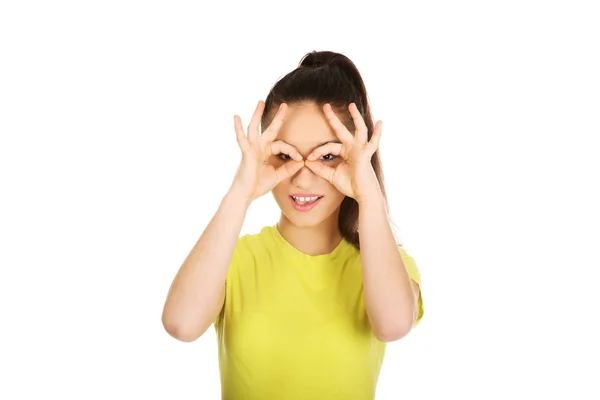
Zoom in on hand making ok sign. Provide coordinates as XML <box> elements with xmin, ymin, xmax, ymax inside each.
<box><xmin>231</xmin><ymin>101</ymin><xmax>304</xmax><ymax>203</ymax></box>
<box><xmin>304</xmin><ymin>103</ymin><xmax>383</xmax><ymax>204</ymax></box>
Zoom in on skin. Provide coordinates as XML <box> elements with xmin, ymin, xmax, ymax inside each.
<box><xmin>270</xmin><ymin>101</ymin><xmax>348</xmax><ymax>256</ymax></box>
<box><xmin>162</xmin><ymin>99</ymin><xmax>420</xmax><ymax>343</ymax></box>
<box><xmin>268</xmin><ymin>100</ymin><xmax>421</xmax><ymax>341</ymax></box>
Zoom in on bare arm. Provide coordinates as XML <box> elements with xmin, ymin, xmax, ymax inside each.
<box><xmin>161</xmin><ymin>100</ymin><xmax>303</xmax><ymax>343</ymax></box>
<box><xmin>358</xmin><ymin>192</ymin><xmax>419</xmax><ymax>343</ymax></box>
<box><xmin>303</xmin><ymin>103</ymin><xmax>419</xmax><ymax>343</ymax></box>
<box><xmin>161</xmin><ymin>186</ymin><xmax>250</xmax><ymax>342</ymax></box>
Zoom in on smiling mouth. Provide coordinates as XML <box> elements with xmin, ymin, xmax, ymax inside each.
<box><xmin>290</xmin><ymin>195</ymin><xmax>323</xmax><ymax>205</ymax></box>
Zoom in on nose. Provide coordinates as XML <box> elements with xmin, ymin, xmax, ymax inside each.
<box><xmin>290</xmin><ymin>163</ymin><xmax>317</xmax><ymax>189</ymax></box>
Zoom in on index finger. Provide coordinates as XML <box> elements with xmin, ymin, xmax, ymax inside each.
<box><xmin>307</xmin><ymin>142</ymin><xmax>343</xmax><ymax>161</ymax></box>
<box><xmin>262</xmin><ymin>103</ymin><xmax>288</xmax><ymax>142</ymax></box>
<box><xmin>270</xmin><ymin>140</ymin><xmax>303</xmax><ymax>161</ymax></box>
<box><xmin>349</xmin><ymin>103</ymin><xmax>368</xmax><ymax>144</ymax></box>
<box><xmin>323</xmin><ymin>103</ymin><xmax>354</xmax><ymax>143</ymax></box>
<box><xmin>248</xmin><ymin>100</ymin><xmax>266</xmax><ymax>142</ymax></box>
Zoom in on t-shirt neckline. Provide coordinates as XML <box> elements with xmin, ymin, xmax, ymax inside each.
<box><xmin>270</xmin><ymin>224</ymin><xmax>350</xmax><ymax>262</ymax></box>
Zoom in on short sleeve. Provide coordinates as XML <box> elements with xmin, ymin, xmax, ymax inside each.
<box><xmin>214</xmin><ymin>237</ymin><xmax>242</xmax><ymax>329</ymax></box>
<box><xmin>224</xmin><ymin>238</ymin><xmax>241</xmax><ymax>284</ymax></box>
<box><xmin>399</xmin><ymin>247</ymin><xmax>424</xmax><ymax>327</ymax></box>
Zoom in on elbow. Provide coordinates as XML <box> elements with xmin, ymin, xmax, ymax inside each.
<box><xmin>164</xmin><ymin>326</ymin><xmax>200</xmax><ymax>343</ymax></box>
<box><xmin>374</xmin><ymin>326</ymin><xmax>410</xmax><ymax>343</ymax></box>
<box><xmin>373</xmin><ymin>317</ymin><xmax>414</xmax><ymax>343</ymax></box>
<box><xmin>162</xmin><ymin>313</ymin><xmax>204</xmax><ymax>343</ymax></box>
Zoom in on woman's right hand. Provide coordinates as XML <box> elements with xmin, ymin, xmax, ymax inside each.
<box><xmin>230</xmin><ymin>101</ymin><xmax>304</xmax><ymax>203</ymax></box>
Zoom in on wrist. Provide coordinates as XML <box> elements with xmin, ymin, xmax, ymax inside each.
<box><xmin>226</xmin><ymin>183</ymin><xmax>253</xmax><ymax>209</ymax></box>
<box><xmin>356</xmin><ymin>189</ymin><xmax>384</xmax><ymax>207</ymax></box>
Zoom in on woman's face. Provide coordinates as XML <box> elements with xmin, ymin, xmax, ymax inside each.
<box><xmin>269</xmin><ymin>101</ymin><xmax>347</xmax><ymax>228</ymax></box>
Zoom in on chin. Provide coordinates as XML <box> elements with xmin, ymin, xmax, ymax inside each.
<box><xmin>283</xmin><ymin>212</ymin><xmax>326</xmax><ymax>228</ymax></box>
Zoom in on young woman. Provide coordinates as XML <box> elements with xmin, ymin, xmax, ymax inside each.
<box><xmin>162</xmin><ymin>50</ymin><xmax>424</xmax><ymax>400</ymax></box>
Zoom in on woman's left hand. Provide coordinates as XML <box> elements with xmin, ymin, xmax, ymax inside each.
<box><xmin>305</xmin><ymin>103</ymin><xmax>383</xmax><ymax>204</ymax></box>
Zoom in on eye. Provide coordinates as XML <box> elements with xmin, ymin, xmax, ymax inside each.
<box><xmin>320</xmin><ymin>154</ymin><xmax>337</xmax><ymax>162</ymax></box>
<box><xmin>276</xmin><ymin>153</ymin><xmax>291</xmax><ymax>162</ymax></box>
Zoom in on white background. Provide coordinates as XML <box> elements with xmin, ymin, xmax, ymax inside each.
<box><xmin>1</xmin><ymin>1</ymin><xmax>599</xmax><ymax>399</ymax></box>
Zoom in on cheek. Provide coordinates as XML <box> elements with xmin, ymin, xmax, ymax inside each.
<box><xmin>321</xmin><ymin>183</ymin><xmax>346</xmax><ymax>209</ymax></box>
<box><xmin>271</xmin><ymin>182</ymin><xmax>289</xmax><ymax>202</ymax></box>
<box><xmin>323</xmin><ymin>180</ymin><xmax>344</xmax><ymax>199</ymax></box>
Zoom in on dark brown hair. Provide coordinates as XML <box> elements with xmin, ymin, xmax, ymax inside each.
<box><xmin>261</xmin><ymin>50</ymin><xmax>394</xmax><ymax>249</ymax></box>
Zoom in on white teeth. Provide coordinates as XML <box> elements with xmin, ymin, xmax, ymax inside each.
<box><xmin>292</xmin><ymin>196</ymin><xmax>320</xmax><ymax>202</ymax></box>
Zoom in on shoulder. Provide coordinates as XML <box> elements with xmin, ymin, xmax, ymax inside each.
<box><xmin>239</xmin><ymin>225</ymin><xmax>272</xmax><ymax>242</ymax></box>
<box><xmin>396</xmin><ymin>245</ymin><xmax>422</xmax><ymax>283</ymax></box>
<box><xmin>397</xmin><ymin>246</ymin><xmax>412</xmax><ymax>259</ymax></box>
<box><xmin>226</xmin><ymin>226</ymin><xmax>275</xmax><ymax>281</ymax></box>
<box><xmin>233</xmin><ymin>225</ymin><xmax>277</xmax><ymax>257</ymax></box>
<box><xmin>238</xmin><ymin>225</ymin><xmax>275</xmax><ymax>245</ymax></box>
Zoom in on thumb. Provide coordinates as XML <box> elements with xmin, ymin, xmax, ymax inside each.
<box><xmin>305</xmin><ymin>161</ymin><xmax>335</xmax><ymax>183</ymax></box>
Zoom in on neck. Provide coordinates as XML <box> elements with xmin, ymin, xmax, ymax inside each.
<box><xmin>277</xmin><ymin>212</ymin><xmax>343</xmax><ymax>257</ymax></box>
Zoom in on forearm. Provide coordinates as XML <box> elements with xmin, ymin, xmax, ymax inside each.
<box><xmin>358</xmin><ymin>193</ymin><xmax>416</xmax><ymax>341</ymax></box>
<box><xmin>162</xmin><ymin>185</ymin><xmax>250</xmax><ymax>341</ymax></box>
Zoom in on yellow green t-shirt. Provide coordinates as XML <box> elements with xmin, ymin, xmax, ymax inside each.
<box><xmin>214</xmin><ymin>225</ymin><xmax>424</xmax><ymax>400</ymax></box>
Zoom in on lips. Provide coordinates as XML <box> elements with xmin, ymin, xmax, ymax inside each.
<box><xmin>289</xmin><ymin>193</ymin><xmax>323</xmax><ymax>212</ymax></box>
<box><xmin>291</xmin><ymin>195</ymin><xmax>321</xmax><ymax>203</ymax></box>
